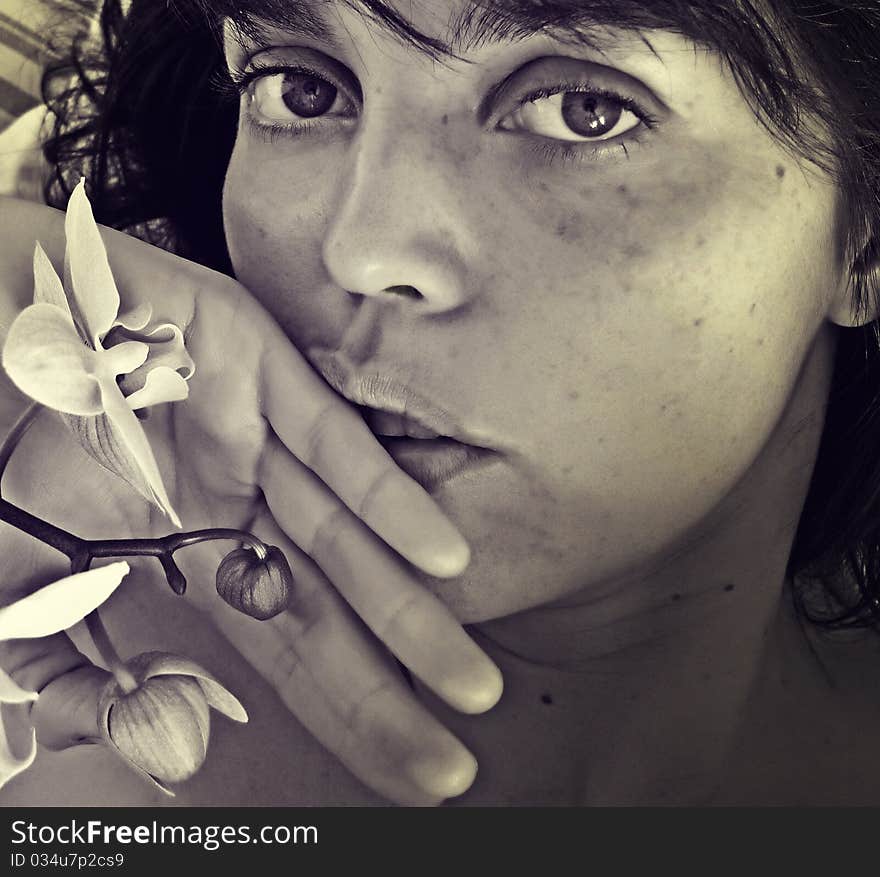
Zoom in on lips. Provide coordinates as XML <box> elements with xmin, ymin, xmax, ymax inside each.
<box><xmin>308</xmin><ymin>348</ymin><xmax>497</xmax><ymax>492</ymax></box>
<box><xmin>364</xmin><ymin>408</ymin><xmax>441</xmax><ymax>440</ymax></box>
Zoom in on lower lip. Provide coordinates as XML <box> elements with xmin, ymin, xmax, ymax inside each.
<box><xmin>377</xmin><ymin>437</ymin><xmax>495</xmax><ymax>492</ymax></box>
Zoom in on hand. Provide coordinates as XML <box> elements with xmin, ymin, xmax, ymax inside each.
<box><xmin>0</xmin><ymin>197</ymin><xmax>502</xmax><ymax>804</ymax></box>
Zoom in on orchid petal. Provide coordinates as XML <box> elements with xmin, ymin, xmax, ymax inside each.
<box><xmin>131</xmin><ymin>652</ymin><xmax>248</xmax><ymax>723</ymax></box>
<box><xmin>124</xmin><ymin>367</ymin><xmax>191</xmax><ymax>411</ymax></box>
<box><xmin>99</xmin><ymin>340</ymin><xmax>149</xmax><ymax>379</ymax></box>
<box><xmin>114</xmin><ymin>302</ymin><xmax>153</xmax><ymax>333</ymax></box>
<box><xmin>62</xmin><ymin>410</ymin><xmax>157</xmax><ymax>507</ymax></box>
<box><xmin>108</xmin><ymin>322</ymin><xmax>195</xmax><ymax>381</ymax></box>
<box><xmin>140</xmin><ymin>322</ymin><xmax>195</xmax><ymax>381</ymax></box>
<box><xmin>0</xmin><ymin>669</ymin><xmax>38</xmax><ymax>790</ymax></box>
<box><xmin>1</xmin><ymin>303</ymin><xmax>103</xmax><ymax>415</ymax></box>
<box><xmin>0</xmin><ymin>706</ymin><xmax>37</xmax><ymax>790</ymax></box>
<box><xmin>97</xmin><ymin>378</ymin><xmax>182</xmax><ymax>527</ymax></box>
<box><xmin>32</xmin><ymin>242</ymin><xmax>69</xmax><ymax>315</ymax></box>
<box><xmin>96</xmin><ymin>698</ymin><xmax>175</xmax><ymax>797</ymax></box>
<box><xmin>63</xmin><ymin>179</ymin><xmax>121</xmax><ymax>347</ymax></box>
<box><xmin>0</xmin><ymin>562</ymin><xmax>130</xmax><ymax>641</ymax></box>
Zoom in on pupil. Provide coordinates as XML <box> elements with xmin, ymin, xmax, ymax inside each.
<box><xmin>281</xmin><ymin>73</ymin><xmax>337</xmax><ymax>118</ymax></box>
<box><xmin>560</xmin><ymin>93</ymin><xmax>622</xmax><ymax>138</ymax></box>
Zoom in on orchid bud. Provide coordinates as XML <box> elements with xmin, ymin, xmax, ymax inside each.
<box><xmin>215</xmin><ymin>546</ymin><xmax>294</xmax><ymax>620</ymax></box>
<box><xmin>97</xmin><ymin>651</ymin><xmax>247</xmax><ymax>795</ymax></box>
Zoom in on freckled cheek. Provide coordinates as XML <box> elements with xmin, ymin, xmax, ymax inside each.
<box><xmin>471</xmin><ymin>186</ymin><xmax>787</xmax><ymax>469</ymax></box>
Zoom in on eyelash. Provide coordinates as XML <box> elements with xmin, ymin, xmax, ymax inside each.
<box><xmin>227</xmin><ymin>62</ymin><xmax>355</xmax><ymax>142</ymax></box>
<box><xmin>227</xmin><ymin>64</ymin><xmax>660</xmax><ymax>162</ymax></box>
<box><xmin>514</xmin><ymin>81</ymin><xmax>660</xmax><ymax>165</ymax></box>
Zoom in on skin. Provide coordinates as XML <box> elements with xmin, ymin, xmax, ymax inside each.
<box><xmin>219</xmin><ymin>1</ymin><xmax>880</xmax><ymax>803</ymax></box>
<box><xmin>222</xmin><ymin>4</ymin><xmax>847</xmax><ymax>622</ymax></box>
<box><xmin>2</xmin><ymin>0</ymin><xmax>874</xmax><ymax>806</ymax></box>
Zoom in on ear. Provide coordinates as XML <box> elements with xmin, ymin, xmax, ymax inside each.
<box><xmin>827</xmin><ymin>240</ymin><xmax>880</xmax><ymax>328</ymax></box>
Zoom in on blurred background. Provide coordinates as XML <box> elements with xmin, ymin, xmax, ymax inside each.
<box><xmin>0</xmin><ymin>0</ymin><xmax>98</xmax><ymax>131</ymax></box>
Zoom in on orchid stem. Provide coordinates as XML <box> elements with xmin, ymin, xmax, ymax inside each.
<box><xmin>0</xmin><ymin>496</ymin><xmax>86</xmax><ymax>557</ymax></box>
<box><xmin>84</xmin><ymin>610</ymin><xmax>138</xmax><ymax>694</ymax></box>
<box><xmin>0</xmin><ymin>490</ymin><xmax>270</xmax><ymax>596</ymax></box>
<box><xmin>0</xmin><ymin>407</ymin><xmax>272</xmax><ymax>598</ymax></box>
<box><xmin>72</xmin><ymin>554</ymin><xmax>138</xmax><ymax>694</ymax></box>
<box><xmin>0</xmin><ymin>402</ymin><xmax>42</xmax><ymax>489</ymax></box>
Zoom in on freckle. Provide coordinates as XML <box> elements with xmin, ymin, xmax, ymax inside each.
<box><xmin>693</xmin><ymin>318</ymin><xmax>704</xmax><ymax>327</ymax></box>
<box><xmin>540</xmin><ymin>693</ymin><xmax>554</xmax><ymax>705</ymax></box>
<box><xmin>567</xmin><ymin>389</ymin><xmax>580</xmax><ymax>400</ymax></box>
<box><xmin>660</xmin><ymin>404</ymin><xmax>668</xmax><ymax>412</ymax></box>
<box><xmin>537</xmin><ymin>181</ymin><xmax>549</xmax><ymax>192</ymax></box>
<box><xmin>623</xmin><ymin>243</ymin><xmax>647</xmax><ymax>259</ymax></box>
<box><xmin>757</xmin><ymin>337</ymin><xmax>764</xmax><ymax>346</ymax></box>
<box><xmin>728</xmin><ymin>346</ymin><xmax>734</xmax><ymax>354</ymax></box>
<box><xmin>561</xmin><ymin>464</ymin><xmax>573</xmax><ymax>475</ymax></box>
<box><xmin>696</xmin><ymin>235</ymin><xmax>706</xmax><ymax>248</ymax></box>
<box><xmin>671</xmin><ymin>592</ymin><xmax>682</xmax><ymax>602</ymax></box>
<box><xmin>597</xmin><ymin>436</ymin><xmax>605</xmax><ymax>445</ymax></box>
<box><xmin>617</xmin><ymin>184</ymin><xmax>628</xmax><ymax>195</ymax></box>
<box><xmin>776</xmin><ymin>165</ymin><xmax>785</xmax><ymax>179</ymax></box>
<box><xmin>556</xmin><ymin>220</ymin><xmax>568</xmax><ymax>238</ymax></box>
<box><xmin>749</xmin><ymin>302</ymin><xmax>757</xmax><ymax>315</ymax></box>
<box><xmin>441</xmin><ymin>114</ymin><xmax>449</xmax><ymax>126</ymax></box>
<box><xmin>701</xmin><ymin>672</ymin><xmax>713</xmax><ymax>682</ymax></box>
<box><xmin>723</xmin><ymin>583</ymin><xmax>736</xmax><ymax>592</ymax></box>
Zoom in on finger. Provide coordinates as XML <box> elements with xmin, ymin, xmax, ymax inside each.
<box><xmin>204</xmin><ymin>516</ymin><xmax>478</xmax><ymax>804</ymax></box>
<box><xmin>0</xmin><ymin>634</ymin><xmax>109</xmax><ymax>749</ymax></box>
<box><xmin>259</xmin><ymin>340</ymin><xmax>470</xmax><ymax>578</ymax></box>
<box><xmin>259</xmin><ymin>436</ymin><xmax>503</xmax><ymax>714</ymax></box>
<box><xmin>31</xmin><ymin>665</ymin><xmax>110</xmax><ymax>749</ymax></box>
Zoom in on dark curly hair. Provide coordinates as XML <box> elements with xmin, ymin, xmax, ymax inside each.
<box><xmin>38</xmin><ymin>0</ymin><xmax>880</xmax><ymax>629</ymax></box>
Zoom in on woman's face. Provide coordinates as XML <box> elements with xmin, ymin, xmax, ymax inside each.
<box><xmin>222</xmin><ymin>1</ymin><xmax>847</xmax><ymax>622</ymax></box>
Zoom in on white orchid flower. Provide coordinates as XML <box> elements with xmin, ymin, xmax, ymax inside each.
<box><xmin>1</xmin><ymin>179</ymin><xmax>194</xmax><ymax>526</ymax></box>
<box><xmin>0</xmin><ymin>562</ymin><xmax>130</xmax><ymax>790</ymax></box>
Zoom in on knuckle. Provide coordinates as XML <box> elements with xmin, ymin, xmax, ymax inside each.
<box><xmin>342</xmin><ymin>679</ymin><xmax>396</xmax><ymax>737</ymax></box>
<box><xmin>355</xmin><ymin>466</ymin><xmax>395</xmax><ymax>521</ymax></box>
<box><xmin>269</xmin><ymin>643</ymin><xmax>307</xmax><ymax>693</ymax></box>
<box><xmin>307</xmin><ymin>503</ymin><xmax>350</xmax><ymax>563</ymax></box>
<box><xmin>374</xmin><ymin>591</ymin><xmax>424</xmax><ymax>644</ymax></box>
<box><xmin>300</xmin><ymin>403</ymin><xmax>338</xmax><ymax>471</ymax></box>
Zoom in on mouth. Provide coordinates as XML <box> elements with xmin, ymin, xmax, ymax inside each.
<box><xmin>308</xmin><ymin>348</ymin><xmax>498</xmax><ymax>492</ymax></box>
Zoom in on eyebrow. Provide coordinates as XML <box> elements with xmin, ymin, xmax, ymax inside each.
<box><xmin>217</xmin><ymin>0</ymin><xmax>690</xmax><ymax>57</ymax></box>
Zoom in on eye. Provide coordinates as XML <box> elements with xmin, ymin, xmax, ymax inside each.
<box><xmin>228</xmin><ymin>53</ymin><xmax>360</xmax><ymax>139</ymax></box>
<box><xmin>499</xmin><ymin>88</ymin><xmax>645</xmax><ymax>143</ymax></box>
<box><xmin>247</xmin><ymin>68</ymin><xmax>357</xmax><ymax>124</ymax></box>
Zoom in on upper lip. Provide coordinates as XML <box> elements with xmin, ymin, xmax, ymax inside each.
<box><xmin>308</xmin><ymin>348</ymin><xmax>482</xmax><ymax>445</ymax></box>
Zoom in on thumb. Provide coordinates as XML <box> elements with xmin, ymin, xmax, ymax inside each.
<box><xmin>32</xmin><ymin>664</ymin><xmax>111</xmax><ymax>750</ymax></box>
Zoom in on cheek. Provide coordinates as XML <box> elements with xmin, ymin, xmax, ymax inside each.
<box><xmin>222</xmin><ymin>141</ymin><xmax>347</xmax><ymax>346</ymax></box>
<box><xmin>440</xmin><ymin>152</ymin><xmax>839</xmax><ymax>604</ymax></box>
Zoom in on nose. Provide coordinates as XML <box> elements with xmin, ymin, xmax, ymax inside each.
<box><xmin>321</xmin><ymin>114</ymin><xmax>474</xmax><ymax>315</ymax></box>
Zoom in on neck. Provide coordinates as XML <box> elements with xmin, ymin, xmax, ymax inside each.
<box><xmin>427</xmin><ymin>326</ymin><xmax>839</xmax><ymax>804</ymax></box>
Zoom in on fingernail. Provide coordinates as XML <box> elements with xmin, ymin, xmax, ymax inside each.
<box><xmin>424</xmin><ymin>531</ymin><xmax>470</xmax><ymax>579</ymax></box>
<box><xmin>459</xmin><ymin>662</ymin><xmax>504</xmax><ymax>714</ymax></box>
<box><xmin>407</xmin><ymin>748</ymin><xmax>478</xmax><ymax>800</ymax></box>
<box><xmin>439</xmin><ymin>658</ymin><xmax>504</xmax><ymax>715</ymax></box>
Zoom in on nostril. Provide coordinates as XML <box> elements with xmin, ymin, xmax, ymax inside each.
<box><xmin>384</xmin><ymin>285</ymin><xmax>423</xmax><ymax>300</ymax></box>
